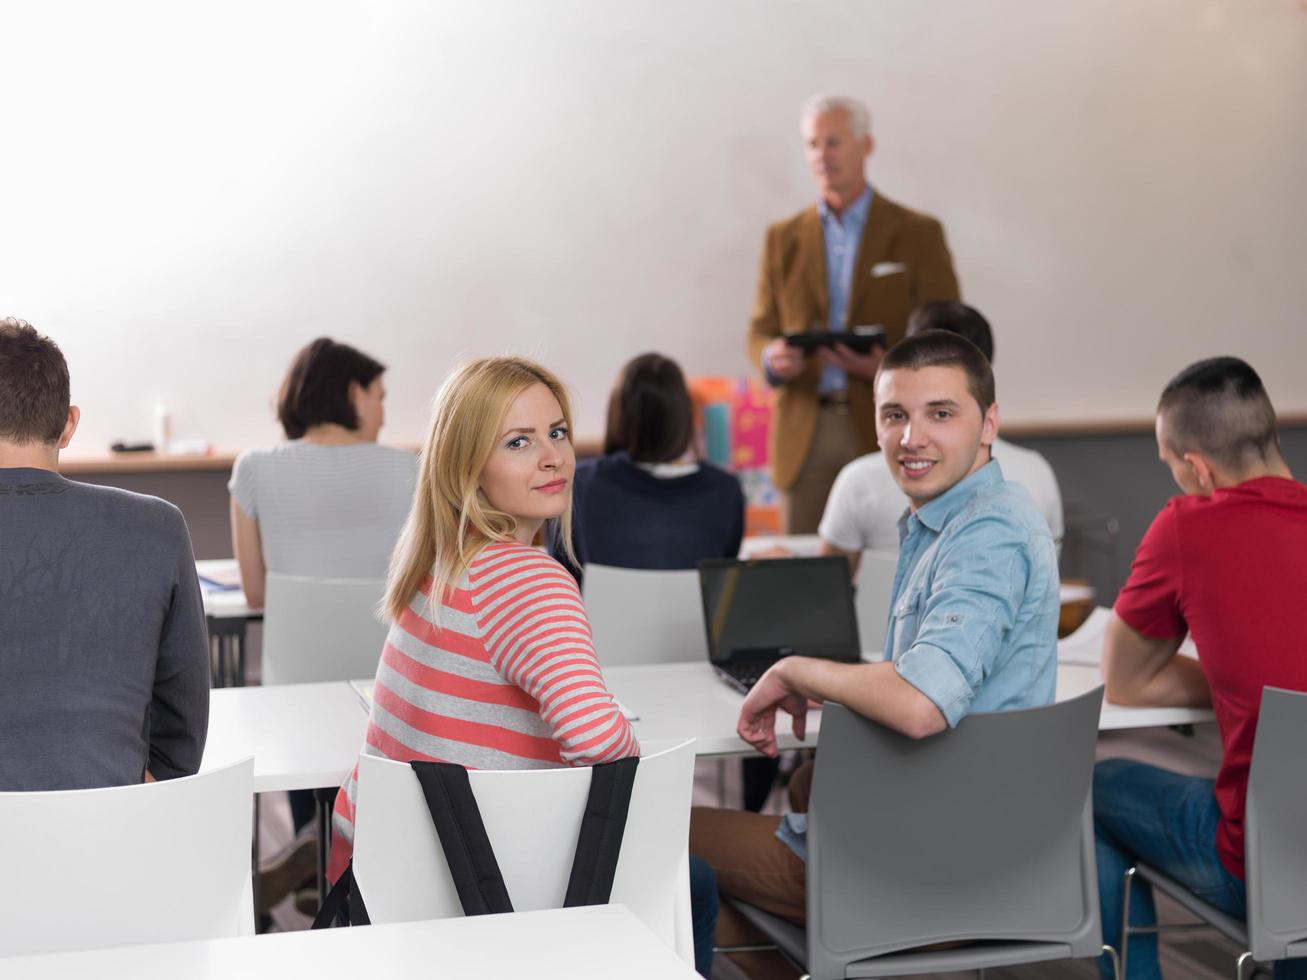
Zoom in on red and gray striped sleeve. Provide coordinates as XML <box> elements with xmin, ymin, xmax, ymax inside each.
<box><xmin>474</xmin><ymin>544</ymin><xmax>639</xmax><ymax>765</ymax></box>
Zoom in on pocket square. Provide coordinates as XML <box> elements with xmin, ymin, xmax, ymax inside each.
<box><xmin>872</xmin><ymin>261</ymin><xmax>907</xmax><ymax>277</ymax></box>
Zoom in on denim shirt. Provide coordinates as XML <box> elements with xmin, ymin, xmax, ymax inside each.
<box><xmin>777</xmin><ymin>460</ymin><xmax>1059</xmax><ymax>860</ymax></box>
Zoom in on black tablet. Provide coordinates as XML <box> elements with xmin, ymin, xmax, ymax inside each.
<box><xmin>784</xmin><ymin>329</ymin><xmax>886</xmax><ymax>354</ymax></box>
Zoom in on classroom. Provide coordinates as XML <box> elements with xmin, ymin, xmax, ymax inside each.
<box><xmin>2</xmin><ymin>1</ymin><xmax>1305</xmax><ymax>978</ymax></box>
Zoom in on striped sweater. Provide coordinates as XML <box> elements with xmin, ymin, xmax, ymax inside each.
<box><xmin>329</xmin><ymin>541</ymin><xmax>639</xmax><ymax>879</ymax></box>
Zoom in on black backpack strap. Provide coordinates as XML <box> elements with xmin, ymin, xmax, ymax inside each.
<box><xmin>563</xmin><ymin>755</ymin><xmax>640</xmax><ymax>907</ymax></box>
<box><xmin>311</xmin><ymin>861</ymin><xmax>370</xmax><ymax>929</ymax></box>
<box><xmin>410</xmin><ymin>761</ymin><xmax>514</xmax><ymax>916</ymax></box>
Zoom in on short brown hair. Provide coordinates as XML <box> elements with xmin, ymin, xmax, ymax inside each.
<box><xmin>276</xmin><ymin>338</ymin><xmax>385</xmax><ymax>440</ymax></box>
<box><xmin>877</xmin><ymin>330</ymin><xmax>995</xmax><ymax>412</ymax></box>
<box><xmin>1158</xmin><ymin>357</ymin><xmax>1279</xmax><ymax>473</ymax></box>
<box><xmin>602</xmin><ymin>353</ymin><xmax>694</xmax><ymax>464</ymax></box>
<box><xmin>0</xmin><ymin>318</ymin><xmax>71</xmax><ymax>446</ymax></box>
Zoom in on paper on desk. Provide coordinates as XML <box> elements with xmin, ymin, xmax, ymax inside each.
<box><xmin>1057</xmin><ymin>606</ymin><xmax>1200</xmax><ymax>666</ymax></box>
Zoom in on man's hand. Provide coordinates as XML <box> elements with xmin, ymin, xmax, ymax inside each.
<box><xmin>737</xmin><ymin>661</ymin><xmax>810</xmax><ymax>757</ymax></box>
<box><xmin>763</xmin><ymin>337</ymin><xmax>806</xmax><ymax>383</ymax></box>
<box><xmin>818</xmin><ymin>341</ymin><xmax>884</xmax><ymax>381</ymax></box>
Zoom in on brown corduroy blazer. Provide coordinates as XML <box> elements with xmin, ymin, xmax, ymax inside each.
<box><xmin>746</xmin><ymin>191</ymin><xmax>961</xmax><ymax>491</ymax></box>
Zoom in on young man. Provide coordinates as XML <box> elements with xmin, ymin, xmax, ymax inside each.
<box><xmin>747</xmin><ymin>94</ymin><xmax>960</xmax><ymax>533</ymax></box>
<box><xmin>690</xmin><ymin>331</ymin><xmax>1059</xmax><ymax>979</ymax></box>
<box><xmin>1094</xmin><ymin>357</ymin><xmax>1307</xmax><ymax>980</ymax></box>
<box><xmin>819</xmin><ymin>301</ymin><xmax>1064</xmax><ymax>568</ymax></box>
<box><xmin>0</xmin><ymin>318</ymin><xmax>209</xmax><ymax>790</ymax></box>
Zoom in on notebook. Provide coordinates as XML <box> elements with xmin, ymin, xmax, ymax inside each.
<box><xmin>698</xmin><ymin>556</ymin><xmax>862</xmax><ymax>694</ymax></box>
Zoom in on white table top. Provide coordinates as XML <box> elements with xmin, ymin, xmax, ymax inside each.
<box><xmin>200</xmin><ymin>682</ymin><xmax>368</xmax><ymax>793</ymax></box>
<box><xmin>604</xmin><ymin>661</ymin><xmax>1214</xmax><ymax>756</ymax></box>
<box><xmin>2</xmin><ymin>904</ymin><xmax>698</xmax><ymax>980</ymax></box>
<box><xmin>196</xmin><ymin>558</ymin><xmax>260</xmax><ymax>620</ymax></box>
<box><xmin>198</xmin><ymin>659</ymin><xmax>1213</xmax><ymax>795</ymax></box>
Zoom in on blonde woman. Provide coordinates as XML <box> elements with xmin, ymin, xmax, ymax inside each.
<box><xmin>327</xmin><ymin>356</ymin><xmax>639</xmax><ymax>880</ymax></box>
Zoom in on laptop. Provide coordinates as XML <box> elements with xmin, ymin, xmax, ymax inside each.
<box><xmin>697</xmin><ymin>556</ymin><xmax>862</xmax><ymax>694</ymax></box>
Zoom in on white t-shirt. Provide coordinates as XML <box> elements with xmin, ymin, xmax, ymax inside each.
<box><xmin>229</xmin><ymin>442</ymin><xmax>418</xmax><ymax>578</ymax></box>
<box><xmin>818</xmin><ymin>436</ymin><xmax>1064</xmax><ymax>553</ymax></box>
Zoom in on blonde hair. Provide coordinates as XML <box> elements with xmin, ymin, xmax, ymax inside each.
<box><xmin>384</xmin><ymin>356</ymin><xmax>578</xmax><ymax>624</ymax></box>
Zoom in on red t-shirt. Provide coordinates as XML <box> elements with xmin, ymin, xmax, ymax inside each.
<box><xmin>1114</xmin><ymin>476</ymin><xmax>1307</xmax><ymax>879</ymax></box>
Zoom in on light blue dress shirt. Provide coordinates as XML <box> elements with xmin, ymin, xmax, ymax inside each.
<box><xmin>817</xmin><ymin>185</ymin><xmax>873</xmax><ymax>394</ymax></box>
<box><xmin>776</xmin><ymin>459</ymin><xmax>1060</xmax><ymax>860</ymax></box>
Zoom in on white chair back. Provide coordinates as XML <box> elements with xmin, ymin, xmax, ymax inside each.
<box><xmin>856</xmin><ymin>549</ymin><xmax>899</xmax><ymax>658</ymax></box>
<box><xmin>353</xmin><ymin>739</ymin><xmax>697</xmax><ymax>965</ymax></box>
<box><xmin>262</xmin><ymin>573</ymin><xmax>388</xmax><ymax>685</ymax></box>
<box><xmin>0</xmin><ymin>758</ymin><xmax>254</xmax><ymax>957</ymax></box>
<box><xmin>583</xmin><ymin>564</ymin><xmax>706</xmax><ymax>665</ymax></box>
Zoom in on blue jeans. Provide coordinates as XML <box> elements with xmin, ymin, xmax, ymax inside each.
<box><xmin>689</xmin><ymin>854</ymin><xmax>719</xmax><ymax>978</ymax></box>
<box><xmin>1094</xmin><ymin>759</ymin><xmax>1307</xmax><ymax>980</ymax></box>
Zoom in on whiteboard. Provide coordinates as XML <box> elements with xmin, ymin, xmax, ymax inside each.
<box><xmin>3</xmin><ymin>0</ymin><xmax>1305</xmax><ymax>453</ymax></box>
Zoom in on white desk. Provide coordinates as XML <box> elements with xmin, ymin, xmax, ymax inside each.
<box><xmin>196</xmin><ymin>559</ymin><xmax>260</xmax><ymax>687</ymax></box>
<box><xmin>2</xmin><ymin>903</ymin><xmax>698</xmax><ymax>980</ymax></box>
<box><xmin>603</xmin><ymin>661</ymin><xmax>1215</xmax><ymax>756</ymax></box>
<box><xmin>201</xmin><ymin>682</ymin><xmax>367</xmax><ymax>794</ymax></box>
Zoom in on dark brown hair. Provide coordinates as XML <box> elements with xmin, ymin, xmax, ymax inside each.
<box><xmin>0</xmin><ymin>317</ymin><xmax>71</xmax><ymax>446</ymax></box>
<box><xmin>1158</xmin><ymin>356</ymin><xmax>1280</xmax><ymax>474</ymax></box>
<box><xmin>603</xmin><ymin>353</ymin><xmax>694</xmax><ymax>464</ymax></box>
<box><xmin>877</xmin><ymin>330</ymin><xmax>996</xmax><ymax>412</ymax></box>
<box><xmin>276</xmin><ymin>337</ymin><xmax>385</xmax><ymax>440</ymax></box>
<box><xmin>906</xmin><ymin>301</ymin><xmax>995</xmax><ymax>363</ymax></box>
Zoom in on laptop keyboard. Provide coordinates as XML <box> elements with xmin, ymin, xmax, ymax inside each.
<box><xmin>720</xmin><ymin>660</ymin><xmax>773</xmax><ymax>691</ymax></box>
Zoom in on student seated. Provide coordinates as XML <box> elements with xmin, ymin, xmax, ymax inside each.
<box><xmin>327</xmin><ymin>356</ymin><xmax>640</xmax><ymax>868</ymax></box>
<box><xmin>229</xmin><ymin>337</ymin><xmax>418</xmax><ymax>609</ymax></box>
<box><xmin>820</xmin><ymin>301</ymin><xmax>1063</xmax><ymax>570</ymax></box>
<box><xmin>229</xmin><ymin>337</ymin><xmax>418</xmax><ymax>904</ymax></box>
<box><xmin>1093</xmin><ymin>357</ymin><xmax>1307</xmax><ymax>980</ymax></box>
<box><xmin>0</xmin><ymin>318</ymin><xmax>209</xmax><ymax>790</ymax></box>
<box><xmin>689</xmin><ymin>331</ymin><xmax>1060</xmax><ymax>980</ymax></box>
<box><xmin>558</xmin><ymin>352</ymin><xmax>744</xmax><ymax>581</ymax></box>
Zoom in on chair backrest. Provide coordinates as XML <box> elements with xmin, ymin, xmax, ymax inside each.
<box><xmin>582</xmin><ymin>564</ymin><xmax>706</xmax><ymax>665</ymax></box>
<box><xmin>1244</xmin><ymin>686</ymin><xmax>1307</xmax><ymax>962</ymax></box>
<box><xmin>0</xmin><ymin>758</ymin><xmax>254</xmax><ymax>957</ymax></box>
<box><xmin>352</xmin><ymin>739</ymin><xmax>697</xmax><ymax>965</ymax></box>
<box><xmin>805</xmin><ymin>689</ymin><xmax>1104</xmax><ymax>979</ymax></box>
<box><xmin>855</xmin><ymin>549</ymin><xmax>899</xmax><ymax>657</ymax></box>
<box><xmin>262</xmin><ymin>573</ymin><xmax>388</xmax><ymax>685</ymax></box>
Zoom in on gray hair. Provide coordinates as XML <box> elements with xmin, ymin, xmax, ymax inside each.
<box><xmin>800</xmin><ymin>94</ymin><xmax>871</xmax><ymax>137</ymax></box>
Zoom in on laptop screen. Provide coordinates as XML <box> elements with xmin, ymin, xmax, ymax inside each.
<box><xmin>698</xmin><ymin>557</ymin><xmax>861</xmax><ymax>665</ymax></box>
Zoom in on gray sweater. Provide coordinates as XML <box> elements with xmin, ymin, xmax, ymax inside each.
<box><xmin>0</xmin><ymin>467</ymin><xmax>210</xmax><ymax>790</ymax></box>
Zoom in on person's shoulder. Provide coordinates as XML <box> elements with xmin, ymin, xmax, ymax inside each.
<box><xmin>693</xmin><ymin>460</ymin><xmax>743</xmax><ymax>492</ymax></box>
<box><xmin>992</xmin><ymin>439</ymin><xmax>1058</xmax><ymax>485</ymax></box>
<box><xmin>471</xmin><ymin>541</ymin><xmax>574</xmax><ymax>579</ymax></box>
<box><xmin>765</xmin><ymin>204</ymin><xmax>820</xmax><ymax>241</ymax></box>
<box><xmin>831</xmin><ymin>451</ymin><xmax>894</xmax><ymax>499</ymax></box>
<box><xmin>69</xmin><ymin>479</ymin><xmax>188</xmax><ymax>533</ymax></box>
<box><xmin>873</xmin><ymin>191</ymin><xmax>945</xmax><ymax>233</ymax></box>
<box><xmin>957</xmin><ymin>469</ymin><xmax>1050</xmax><ymax>541</ymax></box>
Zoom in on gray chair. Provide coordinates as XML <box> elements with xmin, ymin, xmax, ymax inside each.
<box><xmin>582</xmin><ymin>564</ymin><xmax>706</xmax><ymax>666</ymax></box>
<box><xmin>261</xmin><ymin>573</ymin><xmax>388</xmax><ymax>685</ymax></box>
<box><xmin>727</xmin><ymin>687</ymin><xmax>1117</xmax><ymax>979</ymax></box>
<box><xmin>1121</xmin><ymin>686</ymin><xmax>1307</xmax><ymax>980</ymax></box>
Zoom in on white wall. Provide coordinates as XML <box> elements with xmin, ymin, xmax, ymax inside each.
<box><xmin>3</xmin><ymin>0</ymin><xmax>1304</xmax><ymax>453</ymax></box>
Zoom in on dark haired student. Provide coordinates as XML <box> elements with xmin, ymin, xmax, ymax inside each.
<box><xmin>1094</xmin><ymin>358</ymin><xmax>1307</xmax><ymax>980</ymax></box>
<box><xmin>557</xmin><ymin>352</ymin><xmax>744</xmax><ymax>582</ymax></box>
<box><xmin>229</xmin><ymin>337</ymin><xmax>417</xmax><ymax>907</ymax></box>
<box><xmin>229</xmin><ymin>337</ymin><xmax>417</xmax><ymax>609</ymax></box>
<box><xmin>0</xmin><ymin>318</ymin><xmax>209</xmax><ymax>791</ymax></box>
<box><xmin>690</xmin><ymin>332</ymin><xmax>1059</xmax><ymax>980</ymax></box>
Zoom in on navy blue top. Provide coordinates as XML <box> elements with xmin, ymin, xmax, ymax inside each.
<box><xmin>558</xmin><ymin>453</ymin><xmax>745</xmax><ymax>583</ymax></box>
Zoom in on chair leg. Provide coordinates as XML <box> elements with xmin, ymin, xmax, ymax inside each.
<box><xmin>1120</xmin><ymin>865</ymin><xmax>1137</xmax><ymax>979</ymax></box>
<box><xmin>1235</xmin><ymin>950</ymin><xmax>1255</xmax><ymax>980</ymax></box>
<box><xmin>1102</xmin><ymin>944</ymin><xmax>1123</xmax><ymax>980</ymax></box>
